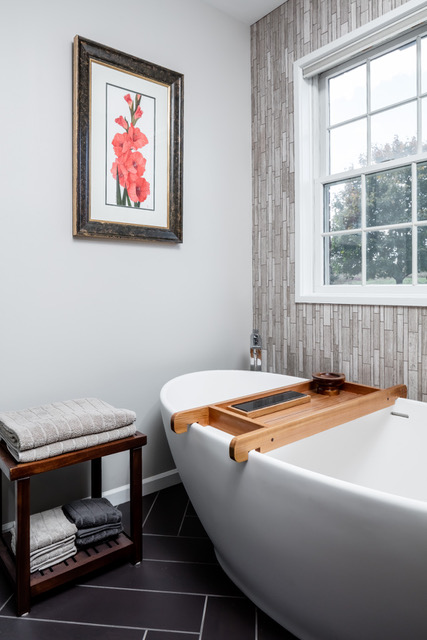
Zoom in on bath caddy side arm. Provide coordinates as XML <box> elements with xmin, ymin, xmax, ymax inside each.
<box><xmin>229</xmin><ymin>384</ymin><xmax>407</xmax><ymax>462</ymax></box>
<box><xmin>171</xmin><ymin>405</ymin><xmax>264</xmax><ymax>435</ymax></box>
<box><xmin>171</xmin><ymin>407</ymin><xmax>210</xmax><ymax>433</ymax></box>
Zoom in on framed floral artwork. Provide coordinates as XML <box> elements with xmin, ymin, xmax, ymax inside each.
<box><xmin>73</xmin><ymin>36</ymin><xmax>183</xmax><ymax>242</ymax></box>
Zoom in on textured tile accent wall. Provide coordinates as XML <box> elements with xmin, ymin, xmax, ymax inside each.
<box><xmin>251</xmin><ymin>0</ymin><xmax>427</xmax><ymax>400</ymax></box>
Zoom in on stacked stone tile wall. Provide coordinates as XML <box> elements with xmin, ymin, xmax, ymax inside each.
<box><xmin>251</xmin><ymin>0</ymin><xmax>427</xmax><ymax>399</ymax></box>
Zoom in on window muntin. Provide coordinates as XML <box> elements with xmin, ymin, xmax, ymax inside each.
<box><xmin>321</xmin><ymin>30</ymin><xmax>427</xmax><ymax>289</ymax></box>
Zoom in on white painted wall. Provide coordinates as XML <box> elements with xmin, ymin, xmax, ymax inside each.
<box><xmin>0</xmin><ymin>0</ymin><xmax>252</xmax><ymax>510</ymax></box>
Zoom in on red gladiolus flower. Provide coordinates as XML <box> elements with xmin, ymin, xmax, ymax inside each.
<box><xmin>134</xmin><ymin>106</ymin><xmax>143</xmax><ymax>120</ymax></box>
<box><xmin>124</xmin><ymin>93</ymin><xmax>133</xmax><ymax>107</ymax></box>
<box><xmin>127</xmin><ymin>125</ymin><xmax>148</xmax><ymax>150</ymax></box>
<box><xmin>112</xmin><ymin>131</ymin><xmax>132</xmax><ymax>157</ymax></box>
<box><xmin>122</xmin><ymin>151</ymin><xmax>147</xmax><ymax>177</ymax></box>
<box><xmin>110</xmin><ymin>159</ymin><xmax>129</xmax><ymax>188</ymax></box>
<box><xmin>128</xmin><ymin>176</ymin><xmax>150</xmax><ymax>203</ymax></box>
<box><xmin>115</xmin><ymin>116</ymin><xmax>128</xmax><ymax>130</ymax></box>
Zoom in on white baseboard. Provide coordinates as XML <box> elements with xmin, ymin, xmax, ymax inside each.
<box><xmin>103</xmin><ymin>468</ymin><xmax>181</xmax><ymax>505</ymax></box>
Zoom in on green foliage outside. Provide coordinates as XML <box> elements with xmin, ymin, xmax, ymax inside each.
<box><xmin>327</xmin><ymin>137</ymin><xmax>427</xmax><ymax>285</ymax></box>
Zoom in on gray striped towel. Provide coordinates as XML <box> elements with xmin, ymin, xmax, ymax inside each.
<box><xmin>6</xmin><ymin>422</ymin><xmax>136</xmax><ymax>462</ymax></box>
<box><xmin>11</xmin><ymin>506</ymin><xmax>77</xmax><ymax>554</ymax></box>
<box><xmin>0</xmin><ymin>398</ymin><xmax>136</xmax><ymax>454</ymax></box>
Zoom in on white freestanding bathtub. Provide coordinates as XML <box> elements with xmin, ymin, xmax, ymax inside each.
<box><xmin>160</xmin><ymin>370</ymin><xmax>427</xmax><ymax>640</ymax></box>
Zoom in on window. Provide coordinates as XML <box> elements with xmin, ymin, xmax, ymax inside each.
<box><xmin>295</xmin><ymin>0</ymin><xmax>427</xmax><ymax>306</ymax></box>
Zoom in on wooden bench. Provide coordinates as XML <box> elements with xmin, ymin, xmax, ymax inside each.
<box><xmin>0</xmin><ymin>431</ymin><xmax>147</xmax><ymax>615</ymax></box>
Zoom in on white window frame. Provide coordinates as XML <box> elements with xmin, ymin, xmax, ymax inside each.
<box><xmin>294</xmin><ymin>0</ymin><xmax>427</xmax><ymax>306</ymax></box>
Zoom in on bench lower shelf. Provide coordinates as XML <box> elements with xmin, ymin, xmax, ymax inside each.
<box><xmin>0</xmin><ymin>532</ymin><xmax>135</xmax><ymax>598</ymax></box>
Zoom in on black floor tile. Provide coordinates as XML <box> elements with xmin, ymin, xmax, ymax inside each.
<box><xmin>118</xmin><ymin>492</ymin><xmax>157</xmax><ymax>533</ymax></box>
<box><xmin>257</xmin><ymin>609</ymin><xmax>300</xmax><ymax>639</ymax></box>
<box><xmin>143</xmin><ymin>533</ymin><xmax>217</xmax><ymax>563</ymax></box>
<box><xmin>85</xmin><ymin>558</ymin><xmax>243</xmax><ymax>596</ymax></box>
<box><xmin>2</xmin><ymin>584</ymin><xmax>205</xmax><ymax>633</ymax></box>
<box><xmin>0</xmin><ymin>574</ymin><xmax>13</xmax><ymax>610</ymax></box>
<box><xmin>185</xmin><ymin>500</ymin><xmax>197</xmax><ymax>517</ymax></box>
<box><xmin>0</xmin><ymin>616</ymin><xmax>143</xmax><ymax>639</ymax></box>
<box><xmin>179</xmin><ymin>514</ymin><xmax>208</xmax><ymax>538</ymax></box>
<box><xmin>147</xmin><ymin>631</ymin><xmax>198</xmax><ymax>640</ymax></box>
<box><xmin>143</xmin><ymin>484</ymin><xmax>189</xmax><ymax>536</ymax></box>
<box><xmin>201</xmin><ymin>595</ymin><xmax>256</xmax><ymax>640</ymax></box>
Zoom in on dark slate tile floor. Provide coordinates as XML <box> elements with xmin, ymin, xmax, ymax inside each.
<box><xmin>0</xmin><ymin>483</ymin><xmax>299</xmax><ymax>639</ymax></box>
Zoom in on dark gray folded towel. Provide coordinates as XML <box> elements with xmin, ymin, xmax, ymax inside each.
<box><xmin>62</xmin><ymin>498</ymin><xmax>122</xmax><ymax>529</ymax></box>
<box><xmin>76</xmin><ymin>521</ymin><xmax>123</xmax><ymax>538</ymax></box>
<box><xmin>75</xmin><ymin>523</ymin><xmax>123</xmax><ymax>548</ymax></box>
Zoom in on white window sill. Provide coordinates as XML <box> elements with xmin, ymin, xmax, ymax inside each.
<box><xmin>296</xmin><ymin>286</ymin><xmax>427</xmax><ymax>307</ymax></box>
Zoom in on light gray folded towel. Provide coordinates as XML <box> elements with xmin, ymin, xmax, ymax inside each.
<box><xmin>30</xmin><ymin>539</ymin><xmax>77</xmax><ymax>573</ymax></box>
<box><xmin>6</xmin><ymin>422</ymin><xmax>136</xmax><ymax>462</ymax></box>
<box><xmin>62</xmin><ymin>497</ymin><xmax>122</xmax><ymax>529</ymax></box>
<box><xmin>0</xmin><ymin>398</ymin><xmax>136</xmax><ymax>453</ymax></box>
<box><xmin>11</xmin><ymin>506</ymin><xmax>77</xmax><ymax>554</ymax></box>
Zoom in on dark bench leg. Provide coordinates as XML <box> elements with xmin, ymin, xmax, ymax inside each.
<box><xmin>15</xmin><ymin>477</ymin><xmax>30</xmax><ymax>616</ymax></box>
<box><xmin>129</xmin><ymin>447</ymin><xmax>142</xmax><ymax>564</ymax></box>
<box><xmin>91</xmin><ymin>458</ymin><xmax>102</xmax><ymax>498</ymax></box>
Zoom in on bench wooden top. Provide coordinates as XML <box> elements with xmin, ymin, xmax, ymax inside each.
<box><xmin>0</xmin><ymin>432</ymin><xmax>147</xmax><ymax>481</ymax></box>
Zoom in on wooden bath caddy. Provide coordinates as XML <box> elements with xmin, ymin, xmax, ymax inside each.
<box><xmin>171</xmin><ymin>380</ymin><xmax>407</xmax><ymax>462</ymax></box>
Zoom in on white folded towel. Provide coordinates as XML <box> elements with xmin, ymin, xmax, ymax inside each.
<box><xmin>0</xmin><ymin>398</ymin><xmax>136</xmax><ymax>453</ymax></box>
<box><xmin>7</xmin><ymin>422</ymin><xmax>137</xmax><ymax>462</ymax></box>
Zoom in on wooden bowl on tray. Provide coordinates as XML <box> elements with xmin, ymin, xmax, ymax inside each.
<box><xmin>312</xmin><ymin>372</ymin><xmax>345</xmax><ymax>396</ymax></box>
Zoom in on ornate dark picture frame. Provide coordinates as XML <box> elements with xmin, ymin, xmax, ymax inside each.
<box><xmin>73</xmin><ymin>36</ymin><xmax>183</xmax><ymax>242</ymax></box>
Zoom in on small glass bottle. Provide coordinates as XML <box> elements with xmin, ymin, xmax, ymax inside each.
<box><xmin>250</xmin><ymin>330</ymin><xmax>262</xmax><ymax>371</ymax></box>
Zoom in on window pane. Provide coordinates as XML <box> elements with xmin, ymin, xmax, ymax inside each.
<box><xmin>329</xmin><ymin>64</ymin><xmax>366</xmax><ymax>126</ymax></box>
<box><xmin>422</xmin><ymin>36</ymin><xmax>427</xmax><ymax>94</ymax></box>
<box><xmin>330</xmin><ymin>119</ymin><xmax>367</xmax><ymax>173</ymax></box>
<box><xmin>367</xmin><ymin>228</ymin><xmax>412</xmax><ymax>284</ymax></box>
<box><xmin>418</xmin><ymin>227</ymin><xmax>427</xmax><ymax>281</ymax></box>
<box><xmin>371</xmin><ymin>102</ymin><xmax>417</xmax><ymax>163</ymax></box>
<box><xmin>370</xmin><ymin>41</ymin><xmax>416</xmax><ymax>111</ymax></box>
<box><xmin>326</xmin><ymin>234</ymin><xmax>362</xmax><ymax>285</ymax></box>
<box><xmin>422</xmin><ymin>96</ymin><xmax>427</xmax><ymax>152</ymax></box>
<box><xmin>417</xmin><ymin>162</ymin><xmax>427</xmax><ymax>221</ymax></box>
<box><xmin>324</xmin><ymin>179</ymin><xmax>361</xmax><ymax>231</ymax></box>
<box><xmin>366</xmin><ymin>166</ymin><xmax>412</xmax><ymax>227</ymax></box>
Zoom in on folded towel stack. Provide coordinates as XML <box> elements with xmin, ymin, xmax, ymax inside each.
<box><xmin>62</xmin><ymin>498</ymin><xmax>123</xmax><ymax>548</ymax></box>
<box><xmin>11</xmin><ymin>506</ymin><xmax>78</xmax><ymax>573</ymax></box>
<box><xmin>0</xmin><ymin>398</ymin><xmax>137</xmax><ymax>462</ymax></box>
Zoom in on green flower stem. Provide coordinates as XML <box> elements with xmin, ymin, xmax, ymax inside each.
<box><xmin>116</xmin><ymin>167</ymin><xmax>121</xmax><ymax>205</ymax></box>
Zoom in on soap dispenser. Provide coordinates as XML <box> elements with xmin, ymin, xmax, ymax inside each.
<box><xmin>250</xmin><ymin>330</ymin><xmax>262</xmax><ymax>371</ymax></box>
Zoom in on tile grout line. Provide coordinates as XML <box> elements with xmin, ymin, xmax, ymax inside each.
<box><xmin>139</xmin><ymin>558</ymin><xmax>219</xmax><ymax>566</ymax></box>
<box><xmin>198</xmin><ymin>595</ymin><xmax>209</xmax><ymax>640</ymax></box>
<box><xmin>0</xmin><ymin>614</ymin><xmax>200</xmax><ymax>636</ymax></box>
<box><xmin>0</xmin><ymin>594</ymin><xmax>13</xmax><ymax>614</ymax></box>
<box><xmin>143</xmin><ymin>491</ymin><xmax>160</xmax><ymax>528</ymax></box>
<box><xmin>255</xmin><ymin>606</ymin><xmax>258</xmax><ymax>640</ymax></box>
<box><xmin>78</xmin><ymin>582</ymin><xmax>246</xmax><ymax>599</ymax></box>
<box><xmin>144</xmin><ymin>532</ymin><xmax>208</xmax><ymax>540</ymax></box>
<box><xmin>177</xmin><ymin>497</ymin><xmax>190</xmax><ymax>536</ymax></box>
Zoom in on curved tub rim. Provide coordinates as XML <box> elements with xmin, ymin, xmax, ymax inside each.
<box><xmin>161</xmin><ymin>369</ymin><xmax>427</xmax><ymax>514</ymax></box>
